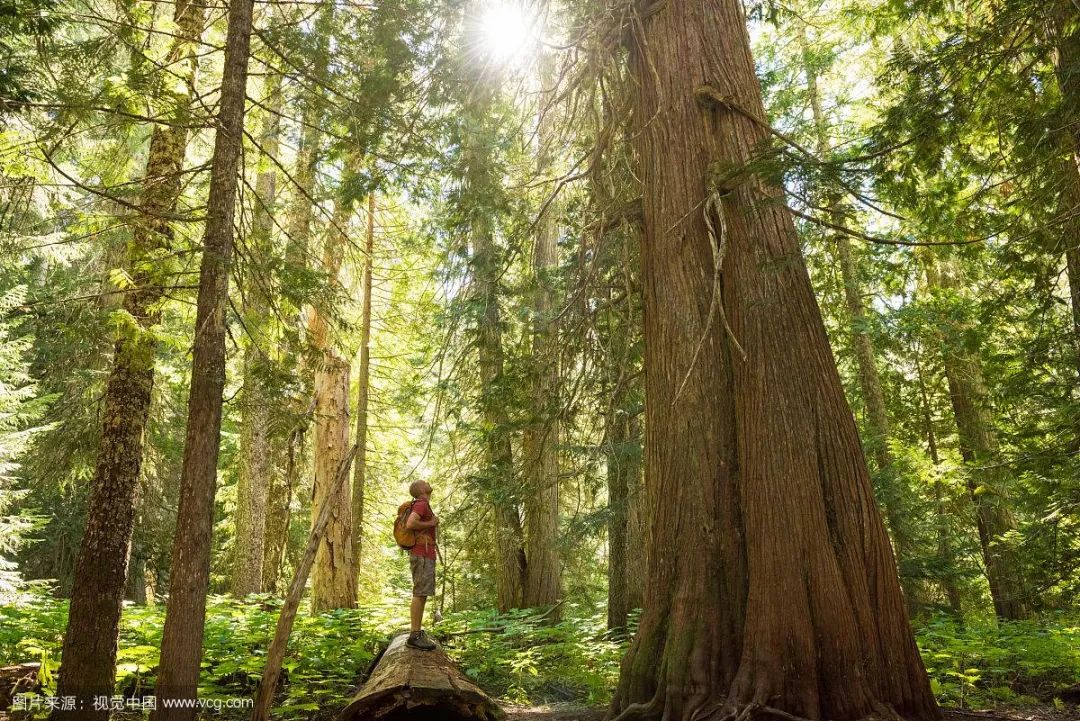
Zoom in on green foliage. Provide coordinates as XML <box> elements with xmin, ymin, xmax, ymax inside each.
<box><xmin>7</xmin><ymin>591</ymin><xmax>1080</xmax><ymax>714</ymax></box>
<box><xmin>440</xmin><ymin>604</ymin><xmax>627</xmax><ymax>705</ymax></box>
<box><xmin>0</xmin><ymin>592</ymin><xmax>627</xmax><ymax>714</ymax></box>
<box><xmin>917</xmin><ymin>615</ymin><xmax>1080</xmax><ymax>708</ymax></box>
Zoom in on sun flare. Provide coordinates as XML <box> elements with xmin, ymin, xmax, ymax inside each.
<box><xmin>477</xmin><ymin>2</ymin><xmax>536</xmax><ymax>64</ymax></box>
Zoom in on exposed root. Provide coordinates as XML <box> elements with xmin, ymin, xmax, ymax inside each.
<box><xmin>694</xmin><ymin>700</ymin><xmax>909</xmax><ymax>721</ymax></box>
<box><xmin>608</xmin><ymin>699</ymin><xmax>662</xmax><ymax>721</ymax></box>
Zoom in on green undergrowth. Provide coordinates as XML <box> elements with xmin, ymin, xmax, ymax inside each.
<box><xmin>915</xmin><ymin>613</ymin><xmax>1080</xmax><ymax>709</ymax></box>
<box><xmin>2</xmin><ymin>591</ymin><xmax>1079</xmax><ymax>717</ymax></box>
<box><xmin>0</xmin><ymin>592</ymin><xmax>628</xmax><ymax>717</ymax></box>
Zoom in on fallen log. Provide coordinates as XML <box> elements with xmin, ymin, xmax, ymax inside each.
<box><xmin>0</xmin><ymin>662</ymin><xmax>41</xmax><ymax>710</ymax></box>
<box><xmin>337</xmin><ymin>633</ymin><xmax>504</xmax><ymax>721</ymax></box>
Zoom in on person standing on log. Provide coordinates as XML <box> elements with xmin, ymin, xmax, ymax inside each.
<box><xmin>405</xmin><ymin>480</ymin><xmax>439</xmax><ymax>650</ymax></box>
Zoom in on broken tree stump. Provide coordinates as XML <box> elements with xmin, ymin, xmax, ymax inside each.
<box><xmin>337</xmin><ymin>633</ymin><xmax>504</xmax><ymax>721</ymax></box>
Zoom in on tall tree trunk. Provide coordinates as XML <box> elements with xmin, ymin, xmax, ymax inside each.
<box><xmin>264</xmin><ymin>430</ymin><xmax>302</xmax><ymax>592</ymax></box>
<box><xmin>1050</xmin><ymin>2</ymin><xmax>1080</xmax><ymax>378</ymax></box>
<box><xmin>623</xmin><ymin>412</ymin><xmax>645</xmax><ymax>615</ymax></box>
<box><xmin>53</xmin><ymin>1</ymin><xmax>204</xmax><ymax>715</ymax></box>
<box><xmin>275</xmin><ymin>3</ymin><xmax>333</xmax><ymax>588</ymax></box>
<box><xmin>151</xmin><ymin>0</ymin><xmax>255</xmax><ymax>712</ymax></box>
<box><xmin>605</xmin><ymin>271</ymin><xmax>644</xmax><ymax>633</ymax></box>
<box><xmin>308</xmin><ymin>199</ymin><xmax>355</xmax><ymax>612</ymax></box>
<box><xmin>799</xmin><ymin>26</ymin><xmax>914</xmax><ymax>573</ymax></box>
<box><xmin>232</xmin><ymin>70</ymin><xmax>283</xmax><ymax>598</ymax></box>
<box><xmin>284</xmin><ymin>1</ymin><xmax>331</xmax><ymax>271</ymax></box>
<box><xmin>922</xmin><ymin>256</ymin><xmax>1029</xmax><ymax>620</ymax></box>
<box><xmin>462</xmin><ymin>88</ymin><xmax>526</xmax><ymax>613</ymax></box>
<box><xmin>311</xmin><ymin>355</ymin><xmax>354</xmax><ymax>611</ymax></box>
<box><xmin>522</xmin><ymin>80</ymin><xmax>561</xmax><ymax>608</ymax></box>
<box><xmin>126</xmin><ymin>551</ymin><xmax>147</xmax><ymax>605</ymax></box>
<box><xmin>473</xmin><ymin>214</ymin><xmax>526</xmax><ymax>612</ymax></box>
<box><xmin>608</xmin><ymin>1</ymin><xmax>939</xmax><ymax>719</ymax></box>
<box><xmin>915</xmin><ymin>351</ymin><xmax>963</xmax><ymax>615</ymax></box>
<box><xmin>606</xmin><ymin>402</ymin><xmax>642</xmax><ymax>633</ymax></box>
<box><xmin>351</xmin><ymin>193</ymin><xmax>375</xmax><ymax>577</ymax></box>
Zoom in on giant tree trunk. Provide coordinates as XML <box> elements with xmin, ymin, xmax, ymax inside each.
<box><xmin>351</xmin><ymin>193</ymin><xmax>375</xmax><ymax>577</ymax></box>
<box><xmin>53</xmin><ymin>1</ymin><xmax>204</xmax><ymax>716</ymax></box>
<box><xmin>922</xmin><ymin>258</ymin><xmax>1029</xmax><ymax>620</ymax></box>
<box><xmin>284</xmin><ymin>0</ymin><xmax>331</xmax><ymax>269</ymax></box>
<box><xmin>522</xmin><ymin>84</ymin><xmax>561</xmax><ymax>608</ymax></box>
<box><xmin>150</xmin><ymin>0</ymin><xmax>255</xmax><ymax>713</ymax></box>
<box><xmin>608</xmin><ymin>1</ymin><xmax>939</xmax><ymax>719</ymax></box>
<box><xmin>232</xmin><ymin>70</ymin><xmax>283</xmax><ymax>598</ymax></box>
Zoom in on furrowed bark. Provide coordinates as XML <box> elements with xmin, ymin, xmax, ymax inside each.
<box><xmin>151</xmin><ymin>0</ymin><xmax>256</xmax><ymax>713</ymax></box>
<box><xmin>608</xmin><ymin>1</ymin><xmax>939</xmax><ymax>719</ymax></box>
<box><xmin>308</xmin><ymin>198</ymin><xmax>355</xmax><ymax>612</ymax></box>
<box><xmin>53</xmin><ymin>1</ymin><xmax>204</xmax><ymax>716</ymax></box>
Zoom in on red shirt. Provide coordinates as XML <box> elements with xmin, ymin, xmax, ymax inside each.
<box><xmin>409</xmin><ymin>498</ymin><xmax>437</xmax><ymax>559</ymax></box>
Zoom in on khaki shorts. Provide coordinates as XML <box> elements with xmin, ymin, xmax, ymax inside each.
<box><xmin>410</xmin><ymin>555</ymin><xmax>436</xmax><ymax>597</ymax></box>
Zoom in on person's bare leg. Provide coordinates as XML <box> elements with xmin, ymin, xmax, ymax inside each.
<box><xmin>410</xmin><ymin>595</ymin><xmax>426</xmax><ymax>634</ymax></box>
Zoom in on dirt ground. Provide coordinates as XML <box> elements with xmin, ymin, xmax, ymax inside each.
<box><xmin>501</xmin><ymin>706</ymin><xmax>1080</xmax><ymax>721</ymax></box>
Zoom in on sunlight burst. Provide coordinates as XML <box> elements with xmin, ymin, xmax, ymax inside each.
<box><xmin>477</xmin><ymin>2</ymin><xmax>536</xmax><ymax>64</ymax></box>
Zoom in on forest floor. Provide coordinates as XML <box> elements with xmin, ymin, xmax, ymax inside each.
<box><xmin>503</xmin><ymin>703</ymin><xmax>606</xmax><ymax>721</ymax></box>
<box><xmin>500</xmin><ymin>706</ymin><xmax>1080</xmax><ymax>721</ymax></box>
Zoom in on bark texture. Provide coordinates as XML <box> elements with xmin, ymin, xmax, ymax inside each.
<box><xmin>311</xmin><ymin>356</ymin><xmax>355</xmax><ymax>610</ymax></box>
<box><xmin>608</xmin><ymin>1</ymin><xmax>939</xmax><ymax>719</ymax></box>
<box><xmin>251</xmin><ymin>446</ymin><xmax>356</xmax><ymax>721</ymax></box>
<box><xmin>262</xmin><ymin>455</ymin><xmax>294</xmax><ymax>593</ymax></box>
<box><xmin>338</xmin><ymin>634</ymin><xmax>504</xmax><ymax>721</ymax></box>
<box><xmin>475</xmin><ymin>215</ymin><xmax>526</xmax><ymax>612</ymax></box>
<box><xmin>53</xmin><ymin>1</ymin><xmax>204</xmax><ymax>716</ymax></box>
<box><xmin>151</xmin><ymin>0</ymin><xmax>255</xmax><ymax>713</ymax></box>
<box><xmin>308</xmin><ymin>200</ymin><xmax>355</xmax><ymax>611</ymax></box>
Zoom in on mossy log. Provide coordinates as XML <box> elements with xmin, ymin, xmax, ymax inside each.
<box><xmin>337</xmin><ymin>633</ymin><xmax>503</xmax><ymax>721</ymax></box>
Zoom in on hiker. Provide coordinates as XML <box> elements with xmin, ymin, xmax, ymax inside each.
<box><xmin>405</xmin><ymin>479</ymin><xmax>439</xmax><ymax>650</ymax></box>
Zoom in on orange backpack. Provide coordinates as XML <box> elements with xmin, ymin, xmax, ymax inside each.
<box><xmin>393</xmin><ymin>500</ymin><xmax>418</xmax><ymax>550</ymax></box>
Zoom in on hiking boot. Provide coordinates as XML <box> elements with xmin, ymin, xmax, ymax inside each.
<box><xmin>406</xmin><ymin>630</ymin><xmax>436</xmax><ymax>651</ymax></box>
